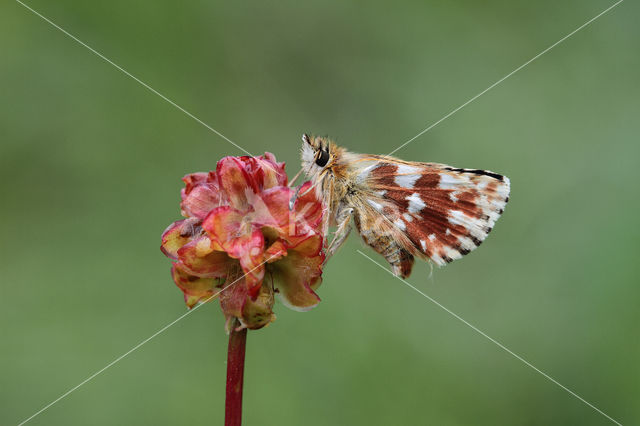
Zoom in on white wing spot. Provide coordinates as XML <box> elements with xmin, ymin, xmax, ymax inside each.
<box><xmin>406</xmin><ymin>193</ymin><xmax>426</xmax><ymax>214</ymax></box>
<box><xmin>439</xmin><ymin>173</ymin><xmax>469</xmax><ymax>190</ymax></box>
<box><xmin>402</xmin><ymin>213</ymin><xmax>414</xmax><ymax>222</ymax></box>
<box><xmin>356</xmin><ymin>161</ymin><xmax>379</xmax><ymax>184</ymax></box>
<box><xmin>428</xmin><ymin>233</ymin><xmax>436</xmax><ymax>241</ymax></box>
<box><xmin>448</xmin><ymin>210</ymin><xmax>467</xmax><ymax>226</ymax></box>
<box><xmin>393</xmin><ymin>218</ymin><xmax>406</xmax><ymax>231</ymax></box>
<box><xmin>367</xmin><ymin>199</ymin><xmax>383</xmax><ymax>212</ymax></box>
<box><xmin>448</xmin><ymin>210</ymin><xmax>486</xmax><ymax>239</ymax></box>
<box><xmin>420</xmin><ymin>239</ymin><xmax>427</xmax><ymax>251</ymax></box>
<box><xmin>394</xmin><ymin>164</ymin><xmax>422</xmax><ymax>188</ymax></box>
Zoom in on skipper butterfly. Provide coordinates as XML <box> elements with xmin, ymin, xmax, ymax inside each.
<box><xmin>293</xmin><ymin>134</ymin><xmax>510</xmax><ymax>277</ymax></box>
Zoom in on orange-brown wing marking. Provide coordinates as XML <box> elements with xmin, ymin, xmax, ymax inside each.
<box><xmin>361</xmin><ymin>160</ymin><xmax>510</xmax><ymax>266</ymax></box>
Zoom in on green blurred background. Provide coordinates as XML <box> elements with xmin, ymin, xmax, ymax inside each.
<box><xmin>1</xmin><ymin>0</ymin><xmax>638</xmax><ymax>424</ymax></box>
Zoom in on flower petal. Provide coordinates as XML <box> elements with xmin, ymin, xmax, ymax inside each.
<box><xmin>271</xmin><ymin>235</ymin><xmax>324</xmax><ymax>311</ymax></box>
<box><xmin>265</xmin><ymin>240</ymin><xmax>288</xmax><ymax>263</ymax></box>
<box><xmin>172</xmin><ymin>264</ymin><xmax>219</xmax><ymax>308</ymax></box>
<box><xmin>181</xmin><ymin>182</ymin><xmax>222</xmax><ymax>219</ymax></box>
<box><xmin>252</xmin><ymin>185</ymin><xmax>324</xmax><ymax>246</ymax></box>
<box><xmin>292</xmin><ymin>181</ymin><xmax>324</xmax><ymax>232</ymax></box>
<box><xmin>256</xmin><ymin>152</ymin><xmax>287</xmax><ymax>188</ymax></box>
<box><xmin>181</xmin><ymin>172</ymin><xmax>210</xmax><ymax>196</ymax></box>
<box><xmin>216</xmin><ymin>157</ymin><xmax>256</xmax><ymax>209</ymax></box>
<box><xmin>272</xmin><ymin>261</ymin><xmax>322</xmax><ymax>311</ymax></box>
<box><xmin>251</xmin><ymin>187</ymin><xmax>291</xmax><ymax>230</ymax></box>
<box><xmin>286</xmin><ymin>233</ymin><xmax>324</xmax><ymax>257</ymax></box>
<box><xmin>201</xmin><ymin>206</ymin><xmax>244</xmax><ymax>246</ymax></box>
<box><xmin>160</xmin><ymin>218</ymin><xmax>201</xmax><ymax>260</ymax></box>
<box><xmin>177</xmin><ymin>235</ymin><xmax>230</xmax><ymax>277</ymax></box>
<box><xmin>232</xmin><ymin>230</ymin><xmax>265</xmax><ymax>299</ymax></box>
<box><xmin>202</xmin><ymin>206</ymin><xmax>265</xmax><ymax>297</ymax></box>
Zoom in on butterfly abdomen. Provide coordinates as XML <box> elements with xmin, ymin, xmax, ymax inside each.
<box><xmin>354</xmin><ymin>211</ymin><xmax>415</xmax><ymax>278</ymax></box>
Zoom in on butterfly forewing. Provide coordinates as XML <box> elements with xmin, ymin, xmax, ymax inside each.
<box><xmin>358</xmin><ymin>157</ymin><xmax>510</xmax><ymax>266</ymax></box>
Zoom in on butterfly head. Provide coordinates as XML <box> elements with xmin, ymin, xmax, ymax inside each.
<box><xmin>300</xmin><ymin>134</ymin><xmax>336</xmax><ymax>177</ymax></box>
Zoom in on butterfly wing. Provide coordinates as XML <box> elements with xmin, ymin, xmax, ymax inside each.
<box><xmin>355</xmin><ymin>156</ymin><xmax>510</xmax><ymax>266</ymax></box>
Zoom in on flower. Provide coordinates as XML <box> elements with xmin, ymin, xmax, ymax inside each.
<box><xmin>161</xmin><ymin>153</ymin><xmax>325</xmax><ymax>331</ymax></box>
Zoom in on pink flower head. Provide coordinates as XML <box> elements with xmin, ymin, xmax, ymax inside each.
<box><xmin>161</xmin><ymin>153</ymin><xmax>325</xmax><ymax>331</ymax></box>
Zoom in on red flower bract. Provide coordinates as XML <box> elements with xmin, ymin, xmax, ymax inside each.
<box><xmin>161</xmin><ymin>153</ymin><xmax>325</xmax><ymax>331</ymax></box>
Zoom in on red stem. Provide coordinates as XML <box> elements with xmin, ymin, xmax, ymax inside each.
<box><xmin>225</xmin><ymin>324</ymin><xmax>247</xmax><ymax>426</ymax></box>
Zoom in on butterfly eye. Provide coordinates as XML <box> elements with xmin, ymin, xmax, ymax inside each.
<box><xmin>315</xmin><ymin>149</ymin><xmax>330</xmax><ymax>167</ymax></box>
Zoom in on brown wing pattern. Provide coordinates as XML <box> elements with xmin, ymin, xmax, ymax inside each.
<box><xmin>359</xmin><ymin>159</ymin><xmax>510</xmax><ymax>266</ymax></box>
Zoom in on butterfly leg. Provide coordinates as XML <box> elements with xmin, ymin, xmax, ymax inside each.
<box><xmin>324</xmin><ymin>205</ymin><xmax>353</xmax><ymax>263</ymax></box>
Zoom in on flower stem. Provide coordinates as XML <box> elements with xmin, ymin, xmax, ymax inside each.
<box><xmin>225</xmin><ymin>322</ymin><xmax>247</xmax><ymax>426</ymax></box>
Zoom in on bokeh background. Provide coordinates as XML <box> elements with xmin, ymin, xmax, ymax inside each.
<box><xmin>1</xmin><ymin>0</ymin><xmax>638</xmax><ymax>424</ymax></box>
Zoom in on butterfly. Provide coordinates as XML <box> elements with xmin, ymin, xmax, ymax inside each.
<box><xmin>291</xmin><ymin>134</ymin><xmax>510</xmax><ymax>278</ymax></box>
